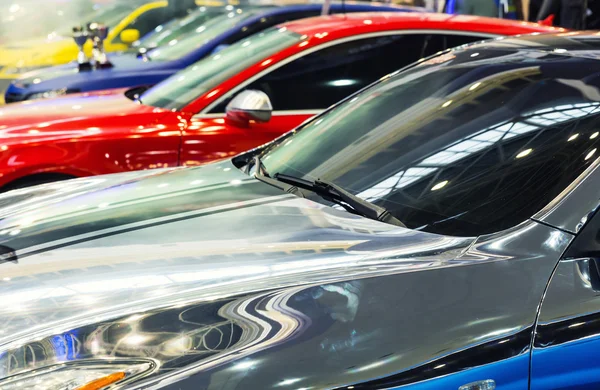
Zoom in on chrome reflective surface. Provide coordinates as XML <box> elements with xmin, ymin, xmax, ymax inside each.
<box><xmin>226</xmin><ymin>89</ymin><xmax>273</xmax><ymax>123</ymax></box>
<box><xmin>0</xmin><ymin>159</ymin><xmax>576</xmax><ymax>389</ymax></box>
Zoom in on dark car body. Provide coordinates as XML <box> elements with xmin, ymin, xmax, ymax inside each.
<box><xmin>4</xmin><ymin>2</ymin><xmax>423</xmax><ymax>103</ymax></box>
<box><xmin>1</xmin><ymin>32</ymin><xmax>600</xmax><ymax>390</ymax></box>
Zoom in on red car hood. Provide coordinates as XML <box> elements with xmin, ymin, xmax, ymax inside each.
<box><xmin>0</xmin><ymin>89</ymin><xmax>171</xmax><ymax>146</ymax></box>
<box><xmin>0</xmin><ymin>89</ymin><xmax>166</xmax><ymax>130</ymax></box>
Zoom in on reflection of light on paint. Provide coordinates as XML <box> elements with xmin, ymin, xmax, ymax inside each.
<box><xmin>591</xmin><ymin>132</ymin><xmax>599</xmax><ymax>139</ymax></box>
<box><xmin>123</xmin><ymin>334</ymin><xmax>150</xmax><ymax>345</ymax></box>
<box><xmin>349</xmin><ymin>357</ymin><xmax>397</xmax><ymax>373</ymax></box>
<box><xmin>164</xmin><ymin>336</ymin><xmax>192</xmax><ymax>353</ymax></box>
<box><xmin>2</xmin><ymin>277</ymin><xmax>10</xmax><ymax>281</ymax></box>
<box><xmin>124</xmin><ymin>314</ymin><xmax>144</xmax><ymax>323</ymax></box>
<box><xmin>442</xmin><ymin>100</ymin><xmax>453</xmax><ymax>108</ymax></box>
<box><xmin>544</xmin><ymin>230</ymin><xmax>565</xmax><ymax>250</ymax></box>
<box><xmin>278</xmin><ymin>378</ymin><xmax>302</xmax><ymax>386</ymax></box>
<box><xmin>470</xmin><ymin>52</ymin><xmax>479</xmax><ymax>57</ymax></box>
<box><xmin>568</xmin><ymin>133</ymin><xmax>579</xmax><ymax>141</ymax></box>
<box><xmin>233</xmin><ymin>360</ymin><xmax>256</xmax><ymax>370</ymax></box>
<box><xmin>329</xmin><ymin>79</ymin><xmax>356</xmax><ymax>87</ymax></box>
<box><xmin>431</xmin><ymin>180</ymin><xmax>448</xmax><ymax>191</ymax></box>
<box><xmin>434</xmin><ymin>364</ymin><xmax>446</xmax><ymax>369</ymax></box>
<box><xmin>469</xmin><ymin>82</ymin><xmax>481</xmax><ymax>91</ymax></box>
<box><xmin>569</xmin><ymin>322</ymin><xmax>586</xmax><ymax>328</ymax></box>
<box><xmin>78</xmin><ymin>295</ymin><xmax>98</xmax><ymax>305</ymax></box>
<box><xmin>91</xmin><ymin>339</ymin><xmax>100</xmax><ymax>354</ymax></box>
<box><xmin>585</xmin><ymin>148</ymin><xmax>597</xmax><ymax>160</ymax></box>
<box><xmin>190</xmin><ymin>180</ymin><xmax>204</xmax><ymax>185</ymax></box>
<box><xmin>516</xmin><ymin>148</ymin><xmax>533</xmax><ymax>159</ymax></box>
<box><xmin>230</xmin><ymin>179</ymin><xmax>242</xmax><ymax>185</ymax></box>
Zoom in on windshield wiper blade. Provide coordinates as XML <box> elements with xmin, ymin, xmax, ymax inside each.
<box><xmin>252</xmin><ymin>156</ymin><xmax>305</xmax><ymax>197</ymax></box>
<box><xmin>274</xmin><ymin>173</ymin><xmax>406</xmax><ymax>228</ymax></box>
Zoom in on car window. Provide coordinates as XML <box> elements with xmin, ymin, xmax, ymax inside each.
<box><xmin>210</xmin><ymin>34</ymin><xmax>428</xmax><ymax>113</ymax></box>
<box><xmin>113</xmin><ymin>7</ymin><xmax>172</xmax><ymax>45</ymax></box>
<box><xmin>132</xmin><ymin>7</ymin><xmax>227</xmax><ymax>50</ymax></box>
<box><xmin>257</xmin><ymin>49</ymin><xmax>600</xmax><ymax>237</ymax></box>
<box><xmin>140</xmin><ymin>27</ymin><xmax>303</xmax><ymax>109</ymax></box>
<box><xmin>146</xmin><ymin>11</ymin><xmax>263</xmax><ymax>61</ymax></box>
<box><xmin>220</xmin><ymin>10</ymin><xmax>320</xmax><ymax>46</ymax></box>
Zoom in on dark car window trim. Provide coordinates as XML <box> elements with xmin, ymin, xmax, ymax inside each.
<box><xmin>533</xmin><ymin>154</ymin><xmax>600</xmax><ymax>234</ymax></box>
<box><xmin>197</xmin><ymin>29</ymin><xmax>499</xmax><ymax>115</ymax></box>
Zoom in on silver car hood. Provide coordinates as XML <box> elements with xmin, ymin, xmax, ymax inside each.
<box><xmin>0</xmin><ymin>160</ymin><xmax>572</xmax><ymax>389</ymax></box>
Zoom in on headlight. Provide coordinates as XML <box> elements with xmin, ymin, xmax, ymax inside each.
<box><xmin>28</xmin><ymin>88</ymin><xmax>69</xmax><ymax>100</ymax></box>
<box><xmin>0</xmin><ymin>359</ymin><xmax>155</xmax><ymax>390</ymax></box>
<box><xmin>3</xmin><ymin>66</ymin><xmax>45</xmax><ymax>75</ymax></box>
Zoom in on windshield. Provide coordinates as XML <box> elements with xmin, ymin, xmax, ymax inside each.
<box><xmin>147</xmin><ymin>10</ymin><xmax>263</xmax><ymax>61</ymax></box>
<box><xmin>141</xmin><ymin>27</ymin><xmax>302</xmax><ymax>109</ymax></box>
<box><xmin>132</xmin><ymin>6</ymin><xmax>231</xmax><ymax>50</ymax></box>
<box><xmin>258</xmin><ymin>48</ymin><xmax>600</xmax><ymax>237</ymax></box>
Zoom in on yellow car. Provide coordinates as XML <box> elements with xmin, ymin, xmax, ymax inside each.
<box><xmin>0</xmin><ymin>1</ymin><xmax>169</xmax><ymax>91</ymax></box>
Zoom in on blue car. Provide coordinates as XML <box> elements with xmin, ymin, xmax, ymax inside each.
<box><xmin>5</xmin><ymin>2</ymin><xmax>423</xmax><ymax>103</ymax></box>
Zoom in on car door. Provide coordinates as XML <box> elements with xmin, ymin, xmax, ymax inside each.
<box><xmin>180</xmin><ymin>33</ymin><xmax>433</xmax><ymax>166</ymax></box>
<box><xmin>531</xmin><ymin>194</ymin><xmax>600</xmax><ymax>389</ymax></box>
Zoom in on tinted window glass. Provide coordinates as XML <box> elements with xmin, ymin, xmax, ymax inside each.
<box><xmin>131</xmin><ymin>7</ymin><xmax>229</xmax><ymax>50</ymax></box>
<box><xmin>213</xmin><ymin>34</ymin><xmax>427</xmax><ymax>112</ymax></box>
<box><xmin>258</xmin><ymin>49</ymin><xmax>600</xmax><ymax>236</ymax></box>
<box><xmin>564</xmin><ymin>208</ymin><xmax>600</xmax><ymax>259</ymax></box>
<box><xmin>444</xmin><ymin>33</ymin><xmax>487</xmax><ymax>48</ymax></box>
<box><xmin>141</xmin><ymin>28</ymin><xmax>302</xmax><ymax>109</ymax></box>
<box><xmin>147</xmin><ymin>10</ymin><xmax>267</xmax><ymax>61</ymax></box>
<box><xmin>221</xmin><ymin>10</ymin><xmax>319</xmax><ymax>46</ymax></box>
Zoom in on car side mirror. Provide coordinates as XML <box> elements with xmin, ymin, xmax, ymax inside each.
<box><xmin>120</xmin><ymin>29</ymin><xmax>140</xmax><ymax>44</ymax></box>
<box><xmin>225</xmin><ymin>90</ymin><xmax>272</xmax><ymax>127</ymax></box>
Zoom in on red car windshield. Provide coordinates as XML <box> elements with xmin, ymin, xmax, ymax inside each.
<box><xmin>140</xmin><ymin>26</ymin><xmax>302</xmax><ymax>110</ymax></box>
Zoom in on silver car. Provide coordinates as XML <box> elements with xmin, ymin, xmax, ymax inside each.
<box><xmin>0</xmin><ymin>32</ymin><xmax>600</xmax><ymax>390</ymax></box>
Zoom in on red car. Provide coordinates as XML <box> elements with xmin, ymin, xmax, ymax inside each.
<box><xmin>0</xmin><ymin>13</ymin><xmax>560</xmax><ymax>190</ymax></box>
